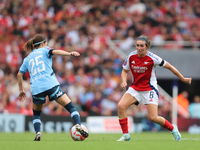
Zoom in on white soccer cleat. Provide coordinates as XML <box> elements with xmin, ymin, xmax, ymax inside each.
<box><xmin>34</xmin><ymin>132</ymin><xmax>42</xmax><ymax>141</ymax></box>
<box><xmin>117</xmin><ymin>134</ymin><xmax>131</xmax><ymax>141</ymax></box>
<box><xmin>171</xmin><ymin>124</ymin><xmax>181</xmax><ymax>141</ymax></box>
<box><xmin>76</xmin><ymin>124</ymin><xmax>89</xmax><ymax>138</ymax></box>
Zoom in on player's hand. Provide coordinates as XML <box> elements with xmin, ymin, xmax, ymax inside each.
<box><xmin>121</xmin><ymin>82</ymin><xmax>127</xmax><ymax>90</ymax></box>
<box><xmin>182</xmin><ymin>77</ymin><xmax>192</xmax><ymax>85</ymax></box>
<box><xmin>18</xmin><ymin>91</ymin><xmax>26</xmax><ymax>101</ymax></box>
<box><xmin>70</xmin><ymin>51</ymin><xmax>80</xmax><ymax>56</ymax></box>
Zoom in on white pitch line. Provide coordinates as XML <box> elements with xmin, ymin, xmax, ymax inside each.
<box><xmin>180</xmin><ymin>138</ymin><xmax>200</xmax><ymax>141</ymax></box>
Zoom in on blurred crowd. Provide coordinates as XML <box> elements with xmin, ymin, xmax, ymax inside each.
<box><xmin>0</xmin><ymin>0</ymin><xmax>200</xmax><ymax>118</ymax></box>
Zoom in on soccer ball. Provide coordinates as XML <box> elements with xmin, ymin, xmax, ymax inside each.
<box><xmin>70</xmin><ymin>124</ymin><xmax>88</xmax><ymax>141</ymax></box>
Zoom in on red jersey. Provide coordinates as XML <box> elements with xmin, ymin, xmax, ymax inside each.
<box><xmin>123</xmin><ymin>50</ymin><xmax>166</xmax><ymax>91</ymax></box>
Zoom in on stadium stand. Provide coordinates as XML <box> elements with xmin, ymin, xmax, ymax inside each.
<box><xmin>0</xmin><ymin>0</ymin><xmax>198</xmax><ymax>118</ymax></box>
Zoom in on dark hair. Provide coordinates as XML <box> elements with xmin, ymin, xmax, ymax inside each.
<box><xmin>24</xmin><ymin>34</ymin><xmax>46</xmax><ymax>51</ymax></box>
<box><xmin>136</xmin><ymin>35</ymin><xmax>151</xmax><ymax>49</ymax></box>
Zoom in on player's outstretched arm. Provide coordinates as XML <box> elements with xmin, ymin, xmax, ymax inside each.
<box><xmin>52</xmin><ymin>50</ymin><xmax>80</xmax><ymax>56</ymax></box>
<box><xmin>163</xmin><ymin>61</ymin><xmax>192</xmax><ymax>85</ymax></box>
<box><xmin>121</xmin><ymin>68</ymin><xmax>129</xmax><ymax>90</ymax></box>
<box><xmin>17</xmin><ymin>72</ymin><xmax>26</xmax><ymax>101</ymax></box>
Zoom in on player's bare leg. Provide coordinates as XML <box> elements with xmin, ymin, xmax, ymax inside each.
<box><xmin>118</xmin><ymin>93</ymin><xmax>138</xmax><ymax>118</ymax></box>
<box><xmin>147</xmin><ymin>104</ymin><xmax>165</xmax><ymax>125</ymax></box>
<box><xmin>147</xmin><ymin>104</ymin><xmax>181</xmax><ymax>141</ymax></box>
<box><xmin>117</xmin><ymin>93</ymin><xmax>137</xmax><ymax>141</ymax></box>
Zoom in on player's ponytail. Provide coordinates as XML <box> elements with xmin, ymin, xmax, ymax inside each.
<box><xmin>24</xmin><ymin>39</ymin><xmax>34</xmax><ymax>51</ymax></box>
<box><xmin>24</xmin><ymin>34</ymin><xmax>47</xmax><ymax>51</ymax></box>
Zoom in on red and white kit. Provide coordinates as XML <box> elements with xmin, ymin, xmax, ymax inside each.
<box><xmin>123</xmin><ymin>50</ymin><xmax>166</xmax><ymax>105</ymax></box>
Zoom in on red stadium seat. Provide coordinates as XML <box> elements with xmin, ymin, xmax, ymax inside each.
<box><xmin>0</xmin><ymin>41</ymin><xmax>8</xmax><ymax>64</ymax></box>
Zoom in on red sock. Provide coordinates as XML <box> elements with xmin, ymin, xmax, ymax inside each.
<box><xmin>119</xmin><ymin>118</ymin><xmax>128</xmax><ymax>134</ymax></box>
<box><xmin>162</xmin><ymin>119</ymin><xmax>174</xmax><ymax>131</ymax></box>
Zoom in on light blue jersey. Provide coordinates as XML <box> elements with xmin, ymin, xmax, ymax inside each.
<box><xmin>19</xmin><ymin>47</ymin><xmax>59</xmax><ymax>95</ymax></box>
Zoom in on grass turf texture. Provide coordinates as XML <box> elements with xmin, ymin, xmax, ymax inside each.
<box><xmin>0</xmin><ymin>132</ymin><xmax>200</xmax><ymax>150</ymax></box>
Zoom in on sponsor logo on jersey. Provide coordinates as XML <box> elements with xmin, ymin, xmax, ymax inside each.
<box><xmin>131</xmin><ymin>61</ymin><xmax>135</xmax><ymax>64</ymax></box>
<box><xmin>144</xmin><ymin>62</ymin><xmax>149</xmax><ymax>64</ymax></box>
<box><xmin>131</xmin><ymin>65</ymin><xmax>148</xmax><ymax>73</ymax></box>
<box><xmin>56</xmin><ymin>91</ymin><xmax>63</xmax><ymax>97</ymax></box>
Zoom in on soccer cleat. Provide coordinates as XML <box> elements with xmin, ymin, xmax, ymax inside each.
<box><xmin>171</xmin><ymin>124</ymin><xmax>181</xmax><ymax>141</ymax></box>
<box><xmin>34</xmin><ymin>132</ymin><xmax>42</xmax><ymax>141</ymax></box>
<box><xmin>117</xmin><ymin>134</ymin><xmax>131</xmax><ymax>141</ymax></box>
<box><xmin>76</xmin><ymin>124</ymin><xmax>89</xmax><ymax>138</ymax></box>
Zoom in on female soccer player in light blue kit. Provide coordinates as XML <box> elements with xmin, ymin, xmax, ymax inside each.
<box><xmin>17</xmin><ymin>34</ymin><xmax>88</xmax><ymax>141</ymax></box>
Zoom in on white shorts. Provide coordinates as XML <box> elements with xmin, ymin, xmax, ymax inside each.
<box><xmin>125</xmin><ymin>87</ymin><xmax>159</xmax><ymax>105</ymax></box>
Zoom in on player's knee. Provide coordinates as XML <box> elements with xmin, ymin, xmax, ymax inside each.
<box><xmin>148</xmin><ymin>115</ymin><xmax>157</xmax><ymax>122</ymax></box>
<box><xmin>117</xmin><ymin>102</ymin><xmax>126</xmax><ymax>110</ymax></box>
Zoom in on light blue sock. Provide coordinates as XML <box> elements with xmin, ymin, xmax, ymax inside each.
<box><xmin>64</xmin><ymin>102</ymin><xmax>81</xmax><ymax>125</ymax></box>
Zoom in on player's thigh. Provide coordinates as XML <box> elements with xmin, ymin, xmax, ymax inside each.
<box><xmin>33</xmin><ymin>103</ymin><xmax>44</xmax><ymax>111</ymax></box>
<box><xmin>118</xmin><ymin>93</ymin><xmax>138</xmax><ymax>109</ymax></box>
<box><xmin>147</xmin><ymin>104</ymin><xmax>158</xmax><ymax>118</ymax></box>
<box><xmin>56</xmin><ymin>93</ymin><xmax>71</xmax><ymax>106</ymax></box>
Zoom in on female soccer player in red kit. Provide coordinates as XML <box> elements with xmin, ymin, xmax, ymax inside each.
<box><xmin>117</xmin><ymin>35</ymin><xmax>192</xmax><ymax>141</ymax></box>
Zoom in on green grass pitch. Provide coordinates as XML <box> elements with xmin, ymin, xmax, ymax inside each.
<box><xmin>0</xmin><ymin>132</ymin><xmax>200</xmax><ymax>150</ymax></box>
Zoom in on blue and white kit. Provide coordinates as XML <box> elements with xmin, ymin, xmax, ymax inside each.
<box><xmin>19</xmin><ymin>47</ymin><xmax>59</xmax><ymax>95</ymax></box>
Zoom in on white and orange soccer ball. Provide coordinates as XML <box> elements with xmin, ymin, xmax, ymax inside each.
<box><xmin>70</xmin><ymin>124</ymin><xmax>88</xmax><ymax>141</ymax></box>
